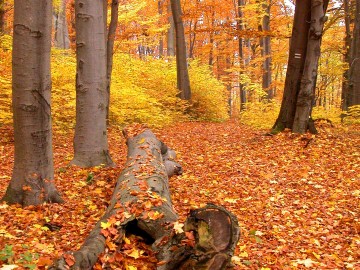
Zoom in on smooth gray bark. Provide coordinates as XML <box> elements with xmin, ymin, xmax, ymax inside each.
<box><xmin>235</xmin><ymin>0</ymin><xmax>247</xmax><ymax>110</ymax></box>
<box><xmin>292</xmin><ymin>0</ymin><xmax>328</xmax><ymax>133</ymax></box>
<box><xmin>341</xmin><ymin>0</ymin><xmax>351</xmax><ymax>111</ymax></box>
<box><xmin>272</xmin><ymin>0</ymin><xmax>311</xmax><ymax>133</ymax></box>
<box><xmin>72</xmin><ymin>0</ymin><xmax>114</xmax><ymax>167</ymax></box>
<box><xmin>106</xmin><ymin>0</ymin><xmax>119</xmax><ymax>124</ymax></box>
<box><xmin>348</xmin><ymin>0</ymin><xmax>360</xmax><ymax>107</ymax></box>
<box><xmin>167</xmin><ymin>3</ymin><xmax>175</xmax><ymax>57</ymax></box>
<box><xmin>259</xmin><ymin>0</ymin><xmax>273</xmax><ymax>100</ymax></box>
<box><xmin>53</xmin><ymin>0</ymin><xmax>70</xmax><ymax>49</ymax></box>
<box><xmin>170</xmin><ymin>0</ymin><xmax>191</xmax><ymax>100</ymax></box>
<box><xmin>1</xmin><ymin>0</ymin><xmax>63</xmax><ymax>206</ymax></box>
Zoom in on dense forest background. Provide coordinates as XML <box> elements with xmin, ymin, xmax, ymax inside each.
<box><xmin>1</xmin><ymin>0</ymin><xmax>358</xmax><ymax>130</ymax></box>
<box><xmin>0</xmin><ymin>0</ymin><xmax>359</xmax><ymax>269</ymax></box>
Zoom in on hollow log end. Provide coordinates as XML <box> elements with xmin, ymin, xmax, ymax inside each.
<box><xmin>186</xmin><ymin>203</ymin><xmax>240</xmax><ymax>254</ymax></box>
<box><xmin>161</xmin><ymin>204</ymin><xmax>240</xmax><ymax>270</ymax></box>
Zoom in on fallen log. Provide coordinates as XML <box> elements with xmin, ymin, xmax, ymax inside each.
<box><xmin>50</xmin><ymin>126</ymin><xmax>240</xmax><ymax>270</ymax></box>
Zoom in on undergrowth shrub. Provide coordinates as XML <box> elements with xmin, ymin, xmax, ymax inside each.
<box><xmin>188</xmin><ymin>60</ymin><xmax>229</xmax><ymax>121</ymax></box>
<box><xmin>239</xmin><ymin>101</ymin><xmax>280</xmax><ymax>129</ymax></box>
<box><xmin>341</xmin><ymin>105</ymin><xmax>360</xmax><ymax>124</ymax></box>
<box><xmin>0</xmin><ymin>46</ymin><xmax>229</xmax><ymax>129</ymax></box>
<box><xmin>312</xmin><ymin>106</ymin><xmax>342</xmax><ymax>124</ymax></box>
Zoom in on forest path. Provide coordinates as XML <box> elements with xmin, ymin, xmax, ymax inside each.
<box><xmin>0</xmin><ymin>121</ymin><xmax>359</xmax><ymax>269</ymax></box>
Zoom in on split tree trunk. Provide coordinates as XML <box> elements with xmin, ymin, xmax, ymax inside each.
<box><xmin>72</xmin><ymin>0</ymin><xmax>114</xmax><ymax>167</ymax></box>
<box><xmin>272</xmin><ymin>0</ymin><xmax>311</xmax><ymax>133</ymax></box>
<box><xmin>50</xmin><ymin>127</ymin><xmax>239</xmax><ymax>270</ymax></box>
<box><xmin>292</xmin><ymin>0</ymin><xmax>327</xmax><ymax>133</ymax></box>
<box><xmin>1</xmin><ymin>0</ymin><xmax>63</xmax><ymax>206</ymax></box>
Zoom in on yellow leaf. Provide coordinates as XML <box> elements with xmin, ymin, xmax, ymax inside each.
<box><xmin>173</xmin><ymin>221</ymin><xmax>184</xmax><ymax>234</ymax></box>
<box><xmin>239</xmin><ymin>251</ymin><xmax>248</xmax><ymax>258</ymax></box>
<box><xmin>138</xmin><ymin>138</ymin><xmax>146</xmax><ymax>144</ymax></box>
<box><xmin>312</xmin><ymin>252</ymin><xmax>321</xmax><ymax>260</ymax></box>
<box><xmin>224</xmin><ymin>198</ymin><xmax>238</xmax><ymax>203</ymax></box>
<box><xmin>101</xmin><ymin>221</ymin><xmax>112</xmax><ymax>229</ymax></box>
<box><xmin>127</xmin><ymin>249</ymin><xmax>140</xmax><ymax>259</ymax></box>
<box><xmin>126</xmin><ymin>265</ymin><xmax>137</xmax><ymax>270</ymax></box>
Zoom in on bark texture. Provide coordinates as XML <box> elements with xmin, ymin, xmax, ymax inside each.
<box><xmin>50</xmin><ymin>127</ymin><xmax>239</xmax><ymax>270</ymax></box>
<box><xmin>170</xmin><ymin>0</ymin><xmax>191</xmax><ymax>100</ymax></box>
<box><xmin>272</xmin><ymin>0</ymin><xmax>311</xmax><ymax>133</ymax></box>
<box><xmin>0</xmin><ymin>0</ymin><xmax>5</xmax><ymax>34</ymax></box>
<box><xmin>236</xmin><ymin>0</ymin><xmax>246</xmax><ymax>111</ymax></box>
<box><xmin>292</xmin><ymin>0</ymin><xmax>327</xmax><ymax>133</ymax></box>
<box><xmin>1</xmin><ymin>0</ymin><xmax>63</xmax><ymax>206</ymax></box>
<box><xmin>72</xmin><ymin>0</ymin><xmax>114</xmax><ymax>167</ymax></box>
<box><xmin>53</xmin><ymin>0</ymin><xmax>70</xmax><ymax>49</ymax></box>
<box><xmin>259</xmin><ymin>0</ymin><xmax>273</xmax><ymax>100</ymax></box>
<box><xmin>106</xmin><ymin>0</ymin><xmax>119</xmax><ymax>124</ymax></box>
<box><xmin>341</xmin><ymin>0</ymin><xmax>351</xmax><ymax>111</ymax></box>
<box><xmin>348</xmin><ymin>0</ymin><xmax>360</xmax><ymax>107</ymax></box>
<box><xmin>167</xmin><ymin>3</ymin><xmax>175</xmax><ymax>57</ymax></box>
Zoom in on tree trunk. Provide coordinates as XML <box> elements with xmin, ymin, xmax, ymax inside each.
<box><xmin>341</xmin><ymin>0</ymin><xmax>351</xmax><ymax>111</ymax></box>
<box><xmin>1</xmin><ymin>0</ymin><xmax>63</xmax><ymax>206</ymax></box>
<box><xmin>106</xmin><ymin>0</ymin><xmax>119</xmax><ymax>125</ymax></box>
<box><xmin>50</xmin><ymin>127</ymin><xmax>240</xmax><ymax>270</ymax></box>
<box><xmin>292</xmin><ymin>0</ymin><xmax>328</xmax><ymax>133</ymax></box>
<box><xmin>167</xmin><ymin>3</ymin><xmax>175</xmax><ymax>57</ymax></box>
<box><xmin>272</xmin><ymin>0</ymin><xmax>311</xmax><ymax>133</ymax></box>
<box><xmin>236</xmin><ymin>0</ymin><xmax>246</xmax><ymax>111</ymax></box>
<box><xmin>260</xmin><ymin>0</ymin><xmax>273</xmax><ymax>100</ymax></box>
<box><xmin>158</xmin><ymin>0</ymin><xmax>165</xmax><ymax>57</ymax></box>
<box><xmin>170</xmin><ymin>0</ymin><xmax>191</xmax><ymax>100</ymax></box>
<box><xmin>0</xmin><ymin>0</ymin><xmax>5</xmax><ymax>34</ymax></box>
<box><xmin>54</xmin><ymin>0</ymin><xmax>70</xmax><ymax>49</ymax></box>
<box><xmin>348</xmin><ymin>0</ymin><xmax>360</xmax><ymax>107</ymax></box>
<box><xmin>208</xmin><ymin>8</ymin><xmax>215</xmax><ymax>66</ymax></box>
<box><xmin>72</xmin><ymin>0</ymin><xmax>114</xmax><ymax>167</ymax></box>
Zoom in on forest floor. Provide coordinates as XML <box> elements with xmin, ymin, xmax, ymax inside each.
<box><xmin>0</xmin><ymin>121</ymin><xmax>359</xmax><ymax>269</ymax></box>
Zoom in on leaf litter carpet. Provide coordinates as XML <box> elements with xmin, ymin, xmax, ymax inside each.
<box><xmin>0</xmin><ymin>121</ymin><xmax>359</xmax><ymax>269</ymax></box>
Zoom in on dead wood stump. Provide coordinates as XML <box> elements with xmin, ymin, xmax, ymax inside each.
<box><xmin>50</xmin><ymin>126</ymin><xmax>240</xmax><ymax>270</ymax></box>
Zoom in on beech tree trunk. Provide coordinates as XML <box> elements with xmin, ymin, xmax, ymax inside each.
<box><xmin>259</xmin><ymin>0</ymin><xmax>273</xmax><ymax>100</ymax></box>
<box><xmin>292</xmin><ymin>0</ymin><xmax>328</xmax><ymax>133</ymax></box>
<box><xmin>341</xmin><ymin>0</ymin><xmax>351</xmax><ymax>111</ymax></box>
<box><xmin>1</xmin><ymin>0</ymin><xmax>63</xmax><ymax>206</ymax></box>
<box><xmin>236</xmin><ymin>0</ymin><xmax>246</xmax><ymax>111</ymax></box>
<box><xmin>50</xmin><ymin>127</ymin><xmax>239</xmax><ymax>270</ymax></box>
<box><xmin>272</xmin><ymin>0</ymin><xmax>329</xmax><ymax>134</ymax></box>
<box><xmin>170</xmin><ymin>0</ymin><xmax>191</xmax><ymax>100</ymax></box>
<box><xmin>0</xmin><ymin>0</ymin><xmax>5</xmax><ymax>34</ymax></box>
<box><xmin>158</xmin><ymin>0</ymin><xmax>165</xmax><ymax>57</ymax></box>
<box><xmin>167</xmin><ymin>3</ymin><xmax>175</xmax><ymax>57</ymax></box>
<box><xmin>348</xmin><ymin>0</ymin><xmax>360</xmax><ymax>107</ymax></box>
<box><xmin>106</xmin><ymin>0</ymin><xmax>119</xmax><ymax>124</ymax></box>
<box><xmin>72</xmin><ymin>0</ymin><xmax>114</xmax><ymax>167</ymax></box>
<box><xmin>53</xmin><ymin>0</ymin><xmax>70</xmax><ymax>49</ymax></box>
<box><xmin>272</xmin><ymin>0</ymin><xmax>311</xmax><ymax>133</ymax></box>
